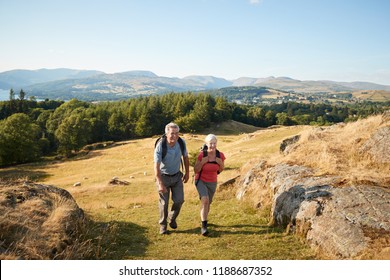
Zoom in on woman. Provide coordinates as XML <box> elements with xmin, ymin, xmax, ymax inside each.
<box><xmin>194</xmin><ymin>134</ymin><xmax>225</xmax><ymax>236</ymax></box>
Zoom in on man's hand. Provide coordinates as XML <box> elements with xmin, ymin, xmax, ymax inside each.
<box><xmin>158</xmin><ymin>182</ymin><xmax>167</xmax><ymax>193</ymax></box>
<box><xmin>182</xmin><ymin>172</ymin><xmax>190</xmax><ymax>183</ymax></box>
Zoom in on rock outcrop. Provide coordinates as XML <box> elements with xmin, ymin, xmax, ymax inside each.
<box><xmin>360</xmin><ymin>126</ymin><xmax>390</xmax><ymax>163</ymax></box>
<box><xmin>236</xmin><ymin>162</ymin><xmax>389</xmax><ymax>259</ymax></box>
<box><xmin>279</xmin><ymin>135</ymin><xmax>300</xmax><ymax>155</ymax></box>
<box><xmin>235</xmin><ymin>112</ymin><xmax>390</xmax><ymax>259</ymax></box>
<box><xmin>0</xmin><ymin>180</ymin><xmax>85</xmax><ymax>259</ymax></box>
<box><xmin>268</xmin><ymin>164</ymin><xmax>389</xmax><ymax>259</ymax></box>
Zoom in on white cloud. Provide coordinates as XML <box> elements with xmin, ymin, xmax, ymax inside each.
<box><xmin>249</xmin><ymin>0</ymin><xmax>262</xmax><ymax>4</ymax></box>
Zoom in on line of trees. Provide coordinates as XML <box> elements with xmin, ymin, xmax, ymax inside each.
<box><xmin>0</xmin><ymin>90</ymin><xmax>388</xmax><ymax>166</ymax></box>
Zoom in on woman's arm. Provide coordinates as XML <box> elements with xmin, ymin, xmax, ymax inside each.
<box><xmin>215</xmin><ymin>157</ymin><xmax>224</xmax><ymax>173</ymax></box>
<box><xmin>194</xmin><ymin>155</ymin><xmax>208</xmax><ymax>173</ymax></box>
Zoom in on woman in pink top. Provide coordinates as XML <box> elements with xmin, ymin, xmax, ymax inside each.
<box><xmin>194</xmin><ymin>134</ymin><xmax>225</xmax><ymax>236</ymax></box>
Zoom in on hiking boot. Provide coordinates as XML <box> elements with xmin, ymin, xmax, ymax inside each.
<box><xmin>160</xmin><ymin>225</ymin><xmax>168</xmax><ymax>235</ymax></box>
<box><xmin>201</xmin><ymin>226</ymin><xmax>209</xmax><ymax>236</ymax></box>
<box><xmin>169</xmin><ymin>220</ymin><xmax>177</xmax><ymax>229</ymax></box>
<box><xmin>201</xmin><ymin>220</ymin><xmax>208</xmax><ymax>236</ymax></box>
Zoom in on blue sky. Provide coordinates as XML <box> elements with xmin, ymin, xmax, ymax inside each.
<box><xmin>1</xmin><ymin>0</ymin><xmax>389</xmax><ymax>85</ymax></box>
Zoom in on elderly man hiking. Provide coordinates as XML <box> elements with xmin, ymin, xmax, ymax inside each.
<box><xmin>154</xmin><ymin>122</ymin><xmax>190</xmax><ymax>234</ymax></box>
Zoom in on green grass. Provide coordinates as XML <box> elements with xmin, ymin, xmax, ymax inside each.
<box><xmin>82</xmin><ymin>186</ymin><xmax>316</xmax><ymax>260</ymax></box>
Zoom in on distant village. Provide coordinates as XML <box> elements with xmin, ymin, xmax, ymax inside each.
<box><xmin>231</xmin><ymin>91</ymin><xmax>359</xmax><ymax>106</ymax></box>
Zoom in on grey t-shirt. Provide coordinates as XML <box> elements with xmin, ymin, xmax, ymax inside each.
<box><xmin>154</xmin><ymin>140</ymin><xmax>188</xmax><ymax>175</ymax></box>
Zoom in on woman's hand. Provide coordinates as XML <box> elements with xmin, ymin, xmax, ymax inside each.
<box><xmin>215</xmin><ymin>157</ymin><xmax>224</xmax><ymax>173</ymax></box>
<box><xmin>201</xmin><ymin>156</ymin><xmax>209</xmax><ymax>164</ymax></box>
<box><xmin>194</xmin><ymin>156</ymin><xmax>208</xmax><ymax>173</ymax></box>
<box><xmin>215</xmin><ymin>157</ymin><xmax>223</xmax><ymax>165</ymax></box>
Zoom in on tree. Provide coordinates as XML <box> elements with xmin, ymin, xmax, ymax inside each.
<box><xmin>46</xmin><ymin>99</ymin><xmax>90</xmax><ymax>135</ymax></box>
<box><xmin>265</xmin><ymin>110</ymin><xmax>276</xmax><ymax>126</ymax></box>
<box><xmin>9</xmin><ymin>88</ymin><xmax>15</xmax><ymax>101</ymax></box>
<box><xmin>213</xmin><ymin>97</ymin><xmax>232</xmax><ymax>122</ymax></box>
<box><xmin>9</xmin><ymin>88</ymin><xmax>15</xmax><ymax>113</ymax></box>
<box><xmin>247</xmin><ymin>106</ymin><xmax>266</xmax><ymax>127</ymax></box>
<box><xmin>0</xmin><ymin>113</ymin><xmax>41</xmax><ymax>166</ymax></box>
<box><xmin>276</xmin><ymin>112</ymin><xmax>294</xmax><ymax>126</ymax></box>
<box><xmin>17</xmin><ymin>89</ymin><xmax>27</xmax><ymax>113</ymax></box>
<box><xmin>18</xmin><ymin>89</ymin><xmax>26</xmax><ymax>101</ymax></box>
<box><xmin>54</xmin><ymin>109</ymin><xmax>91</xmax><ymax>157</ymax></box>
<box><xmin>108</xmin><ymin>111</ymin><xmax>127</xmax><ymax>140</ymax></box>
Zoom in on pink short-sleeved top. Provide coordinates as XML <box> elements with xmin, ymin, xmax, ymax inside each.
<box><xmin>195</xmin><ymin>151</ymin><xmax>226</xmax><ymax>182</ymax></box>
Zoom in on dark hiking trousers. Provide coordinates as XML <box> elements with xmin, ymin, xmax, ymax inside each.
<box><xmin>157</xmin><ymin>172</ymin><xmax>184</xmax><ymax>227</ymax></box>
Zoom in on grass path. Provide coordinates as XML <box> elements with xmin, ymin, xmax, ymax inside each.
<box><xmin>83</xmin><ymin>183</ymin><xmax>316</xmax><ymax>260</ymax></box>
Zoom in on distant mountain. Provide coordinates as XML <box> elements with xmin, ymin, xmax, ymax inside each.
<box><xmin>231</xmin><ymin>77</ymin><xmax>258</xmax><ymax>86</ymax></box>
<box><xmin>333</xmin><ymin>81</ymin><xmax>390</xmax><ymax>91</ymax></box>
<box><xmin>113</xmin><ymin>70</ymin><xmax>158</xmax><ymax>78</ymax></box>
<box><xmin>182</xmin><ymin>75</ymin><xmax>232</xmax><ymax>88</ymax></box>
<box><xmin>0</xmin><ymin>68</ymin><xmax>104</xmax><ymax>90</ymax></box>
<box><xmin>233</xmin><ymin>76</ymin><xmax>352</xmax><ymax>93</ymax></box>
<box><xmin>0</xmin><ymin>68</ymin><xmax>389</xmax><ymax>101</ymax></box>
<box><xmin>233</xmin><ymin>76</ymin><xmax>390</xmax><ymax>93</ymax></box>
<box><xmin>22</xmin><ymin>71</ymin><xmax>233</xmax><ymax>101</ymax></box>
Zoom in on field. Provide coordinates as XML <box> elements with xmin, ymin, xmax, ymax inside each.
<box><xmin>0</xmin><ymin>121</ymin><xmax>316</xmax><ymax>259</ymax></box>
<box><xmin>3</xmin><ymin>114</ymin><xmax>388</xmax><ymax>260</ymax></box>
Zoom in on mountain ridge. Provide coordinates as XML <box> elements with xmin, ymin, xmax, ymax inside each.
<box><xmin>0</xmin><ymin>68</ymin><xmax>389</xmax><ymax>101</ymax></box>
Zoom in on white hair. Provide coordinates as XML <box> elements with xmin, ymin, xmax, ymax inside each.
<box><xmin>205</xmin><ymin>134</ymin><xmax>217</xmax><ymax>143</ymax></box>
<box><xmin>165</xmin><ymin>122</ymin><xmax>180</xmax><ymax>133</ymax></box>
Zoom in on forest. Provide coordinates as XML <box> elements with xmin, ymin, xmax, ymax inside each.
<box><xmin>0</xmin><ymin>89</ymin><xmax>388</xmax><ymax>166</ymax></box>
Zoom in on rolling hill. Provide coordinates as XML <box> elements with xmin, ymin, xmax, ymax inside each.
<box><xmin>0</xmin><ymin>68</ymin><xmax>389</xmax><ymax>101</ymax></box>
<box><xmin>0</xmin><ymin>115</ymin><xmax>388</xmax><ymax>260</ymax></box>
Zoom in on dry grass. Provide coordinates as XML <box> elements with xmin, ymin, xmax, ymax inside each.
<box><xmin>1</xmin><ymin>115</ymin><xmax>388</xmax><ymax>259</ymax></box>
<box><xmin>0</xmin><ymin>122</ymin><xmax>315</xmax><ymax>259</ymax></box>
<box><xmin>352</xmin><ymin>90</ymin><xmax>390</xmax><ymax>102</ymax></box>
<box><xmin>271</xmin><ymin>114</ymin><xmax>389</xmax><ymax>186</ymax></box>
<box><xmin>0</xmin><ymin>180</ymin><xmax>91</xmax><ymax>259</ymax></box>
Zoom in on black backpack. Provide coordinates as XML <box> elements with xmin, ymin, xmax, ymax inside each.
<box><xmin>155</xmin><ymin>134</ymin><xmax>185</xmax><ymax>160</ymax></box>
<box><xmin>196</xmin><ymin>144</ymin><xmax>221</xmax><ymax>186</ymax></box>
<box><xmin>200</xmin><ymin>143</ymin><xmax>221</xmax><ymax>159</ymax></box>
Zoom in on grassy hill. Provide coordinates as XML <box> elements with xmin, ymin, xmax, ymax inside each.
<box><xmin>1</xmin><ymin>115</ymin><xmax>388</xmax><ymax>259</ymax></box>
<box><xmin>1</xmin><ymin>121</ymin><xmax>317</xmax><ymax>259</ymax></box>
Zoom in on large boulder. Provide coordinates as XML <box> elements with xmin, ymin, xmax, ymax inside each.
<box><xmin>235</xmin><ymin>114</ymin><xmax>389</xmax><ymax>259</ymax></box>
<box><xmin>360</xmin><ymin>126</ymin><xmax>390</xmax><ymax>163</ymax></box>
<box><xmin>267</xmin><ymin>164</ymin><xmax>390</xmax><ymax>259</ymax></box>
<box><xmin>0</xmin><ymin>180</ymin><xmax>85</xmax><ymax>259</ymax></box>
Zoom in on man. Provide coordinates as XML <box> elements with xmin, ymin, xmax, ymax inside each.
<box><xmin>154</xmin><ymin>122</ymin><xmax>190</xmax><ymax>234</ymax></box>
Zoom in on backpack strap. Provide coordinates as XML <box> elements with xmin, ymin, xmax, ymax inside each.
<box><xmin>202</xmin><ymin>144</ymin><xmax>220</xmax><ymax>158</ymax></box>
<box><xmin>177</xmin><ymin>137</ymin><xmax>185</xmax><ymax>157</ymax></box>
<box><xmin>155</xmin><ymin>134</ymin><xmax>168</xmax><ymax>160</ymax></box>
<box><xmin>196</xmin><ymin>149</ymin><xmax>222</xmax><ymax>185</ymax></box>
<box><xmin>155</xmin><ymin>135</ymin><xmax>185</xmax><ymax>171</ymax></box>
<box><xmin>177</xmin><ymin>137</ymin><xmax>185</xmax><ymax>171</ymax></box>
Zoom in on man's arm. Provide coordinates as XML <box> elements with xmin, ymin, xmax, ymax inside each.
<box><xmin>154</xmin><ymin>161</ymin><xmax>167</xmax><ymax>193</ymax></box>
<box><xmin>183</xmin><ymin>155</ymin><xmax>190</xmax><ymax>183</ymax></box>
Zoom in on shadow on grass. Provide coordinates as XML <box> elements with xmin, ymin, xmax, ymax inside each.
<box><xmin>208</xmin><ymin>223</ymin><xmax>282</xmax><ymax>238</ymax></box>
<box><xmin>174</xmin><ymin>223</ymin><xmax>283</xmax><ymax>238</ymax></box>
<box><xmin>86</xmin><ymin>220</ymin><xmax>149</xmax><ymax>260</ymax></box>
<box><xmin>0</xmin><ymin>167</ymin><xmax>51</xmax><ymax>181</ymax></box>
